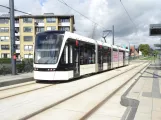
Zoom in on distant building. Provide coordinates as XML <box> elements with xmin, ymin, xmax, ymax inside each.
<box><xmin>130</xmin><ymin>46</ymin><xmax>139</xmax><ymax>57</ymax></box>
<box><xmin>139</xmin><ymin>51</ymin><xmax>142</xmax><ymax>56</ymax></box>
<box><xmin>0</xmin><ymin>13</ymin><xmax>75</xmax><ymax>60</ymax></box>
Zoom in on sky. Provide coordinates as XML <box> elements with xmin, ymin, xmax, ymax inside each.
<box><xmin>0</xmin><ymin>0</ymin><xmax>161</xmax><ymax>48</ymax></box>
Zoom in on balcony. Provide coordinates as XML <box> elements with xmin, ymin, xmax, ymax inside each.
<box><xmin>15</xmin><ymin>32</ymin><xmax>20</xmax><ymax>36</ymax></box>
<box><xmin>37</xmin><ymin>23</ymin><xmax>45</xmax><ymax>27</ymax></box>
<box><xmin>15</xmin><ymin>41</ymin><xmax>20</xmax><ymax>44</ymax></box>
<box><xmin>16</xmin><ymin>49</ymin><xmax>20</xmax><ymax>53</ymax></box>
<box><xmin>15</xmin><ymin>23</ymin><xmax>19</xmax><ymax>27</ymax></box>
<box><xmin>58</xmin><ymin>22</ymin><xmax>70</xmax><ymax>26</ymax></box>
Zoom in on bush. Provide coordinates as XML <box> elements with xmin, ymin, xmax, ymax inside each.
<box><xmin>16</xmin><ymin>61</ymin><xmax>25</xmax><ymax>73</ymax></box>
<box><xmin>22</xmin><ymin>59</ymin><xmax>33</xmax><ymax>63</ymax></box>
<box><xmin>0</xmin><ymin>58</ymin><xmax>11</xmax><ymax>64</ymax></box>
<box><xmin>16</xmin><ymin>59</ymin><xmax>33</xmax><ymax>73</ymax></box>
<box><xmin>0</xmin><ymin>58</ymin><xmax>34</xmax><ymax>73</ymax></box>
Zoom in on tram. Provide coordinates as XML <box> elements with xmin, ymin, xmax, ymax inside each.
<box><xmin>33</xmin><ymin>31</ymin><xmax>129</xmax><ymax>81</ymax></box>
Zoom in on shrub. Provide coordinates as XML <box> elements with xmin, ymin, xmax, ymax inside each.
<box><xmin>0</xmin><ymin>58</ymin><xmax>11</xmax><ymax>64</ymax></box>
<box><xmin>16</xmin><ymin>61</ymin><xmax>25</xmax><ymax>73</ymax></box>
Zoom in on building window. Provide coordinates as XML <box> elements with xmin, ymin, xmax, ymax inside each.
<box><xmin>0</xmin><ymin>36</ymin><xmax>9</xmax><ymax>42</ymax></box>
<box><xmin>0</xmin><ymin>19</ymin><xmax>9</xmax><ymax>24</ymax></box>
<box><xmin>59</xmin><ymin>26</ymin><xmax>70</xmax><ymax>31</ymax></box>
<box><xmin>24</xmin><ymin>45</ymin><xmax>33</xmax><ymax>51</ymax></box>
<box><xmin>23</xmin><ymin>27</ymin><xmax>32</xmax><ymax>32</ymax></box>
<box><xmin>15</xmin><ymin>45</ymin><xmax>20</xmax><ymax>49</ymax></box>
<box><xmin>24</xmin><ymin>36</ymin><xmax>33</xmax><ymax>41</ymax></box>
<box><xmin>46</xmin><ymin>17</ymin><xmax>56</xmax><ymax>23</ymax></box>
<box><xmin>15</xmin><ymin>36</ymin><xmax>20</xmax><ymax>41</ymax></box>
<box><xmin>46</xmin><ymin>26</ymin><xmax>56</xmax><ymax>31</ymax></box>
<box><xmin>15</xmin><ymin>19</ymin><xmax>19</xmax><ymax>23</ymax></box>
<box><xmin>1</xmin><ymin>53</ymin><xmax>10</xmax><ymax>58</ymax></box>
<box><xmin>1</xmin><ymin>45</ymin><xmax>9</xmax><ymax>50</ymax></box>
<box><xmin>59</xmin><ymin>18</ymin><xmax>70</xmax><ymax>23</ymax></box>
<box><xmin>36</xmin><ymin>27</ymin><xmax>44</xmax><ymax>32</ymax></box>
<box><xmin>15</xmin><ymin>27</ymin><xmax>19</xmax><ymax>33</ymax></box>
<box><xmin>23</xmin><ymin>18</ymin><xmax>32</xmax><ymax>23</ymax></box>
<box><xmin>24</xmin><ymin>54</ymin><xmax>33</xmax><ymax>59</ymax></box>
<box><xmin>35</xmin><ymin>18</ymin><xmax>44</xmax><ymax>23</ymax></box>
<box><xmin>0</xmin><ymin>27</ymin><xmax>9</xmax><ymax>33</ymax></box>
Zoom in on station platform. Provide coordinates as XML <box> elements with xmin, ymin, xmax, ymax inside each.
<box><xmin>0</xmin><ymin>72</ymin><xmax>33</xmax><ymax>87</ymax></box>
<box><xmin>121</xmin><ymin>60</ymin><xmax>161</xmax><ymax>120</ymax></box>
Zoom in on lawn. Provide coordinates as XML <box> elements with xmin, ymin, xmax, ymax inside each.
<box><xmin>139</xmin><ymin>56</ymin><xmax>156</xmax><ymax>61</ymax></box>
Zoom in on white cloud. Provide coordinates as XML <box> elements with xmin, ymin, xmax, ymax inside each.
<box><xmin>0</xmin><ymin>0</ymin><xmax>161</xmax><ymax>48</ymax></box>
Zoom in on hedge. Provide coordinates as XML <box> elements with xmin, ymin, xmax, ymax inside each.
<box><xmin>0</xmin><ymin>58</ymin><xmax>11</xmax><ymax>64</ymax></box>
<box><xmin>0</xmin><ymin>58</ymin><xmax>33</xmax><ymax>64</ymax></box>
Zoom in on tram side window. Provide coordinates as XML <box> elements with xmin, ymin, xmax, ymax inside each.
<box><xmin>80</xmin><ymin>45</ymin><xmax>84</xmax><ymax>65</ymax></box>
<box><xmin>79</xmin><ymin>42</ymin><xmax>95</xmax><ymax>65</ymax></box>
<box><xmin>69</xmin><ymin>45</ymin><xmax>73</xmax><ymax>63</ymax></box>
<box><xmin>60</xmin><ymin>45</ymin><xmax>68</xmax><ymax>64</ymax></box>
<box><xmin>103</xmin><ymin>47</ymin><xmax>108</xmax><ymax>63</ymax></box>
<box><xmin>81</xmin><ymin>43</ymin><xmax>95</xmax><ymax>65</ymax></box>
<box><xmin>113</xmin><ymin>49</ymin><xmax>118</xmax><ymax>62</ymax></box>
<box><xmin>91</xmin><ymin>48</ymin><xmax>95</xmax><ymax>64</ymax></box>
<box><xmin>107</xmin><ymin>47</ymin><xmax>111</xmax><ymax>63</ymax></box>
<box><xmin>83</xmin><ymin>47</ymin><xmax>88</xmax><ymax>64</ymax></box>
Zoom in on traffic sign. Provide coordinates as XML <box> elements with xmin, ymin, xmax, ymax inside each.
<box><xmin>149</xmin><ymin>24</ymin><xmax>161</xmax><ymax>36</ymax></box>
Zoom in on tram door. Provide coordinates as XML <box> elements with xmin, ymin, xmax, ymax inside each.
<box><xmin>107</xmin><ymin>48</ymin><xmax>111</xmax><ymax>69</ymax></box>
<box><xmin>73</xmin><ymin>43</ymin><xmax>80</xmax><ymax>77</ymax></box>
<box><xmin>98</xmin><ymin>45</ymin><xmax>103</xmax><ymax>71</ymax></box>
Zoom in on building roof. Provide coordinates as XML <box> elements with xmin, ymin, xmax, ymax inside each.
<box><xmin>0</xmin><ymin>14</ymin><xmax>75</xmax><ymax>24</ymax></box>
<box><xmin>130</xmin><ymin>45</ymin><xmax>139</xmax><ymax>56</ymax></box>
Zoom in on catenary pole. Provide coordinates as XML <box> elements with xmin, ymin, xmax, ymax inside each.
<box><xmin>112</xmin><ymin>25</ymin><xmax>114</xmax><ymax>45</ymax></box>
<box><xmin>9</xmin><ymin>0</ymin><xmax>16</xmax><ymax>75</ymax></box>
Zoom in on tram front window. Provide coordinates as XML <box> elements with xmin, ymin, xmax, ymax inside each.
<box><xmin>34</xmin><ymin>33</ymin><xmax>64</xmax><ymax>64</ymax></box>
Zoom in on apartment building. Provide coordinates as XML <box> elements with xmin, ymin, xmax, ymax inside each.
<box><xmin>0</xmin><ymin>13</ymin><xmax>75</xmax><ymax>60</ymax></box>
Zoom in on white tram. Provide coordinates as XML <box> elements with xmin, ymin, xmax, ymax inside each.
<box><xmin>34</xmin><ymin>31</ymin><xmax>129</xmax><ymax>81</ymax></box>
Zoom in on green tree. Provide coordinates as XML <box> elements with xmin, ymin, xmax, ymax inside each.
<box><xmin>139</xmin><ymin>44</ymin><xmax>150</xmax><ymax>56</ymax></box>
<box><xmin>153</xmin><ymin>50</ymin><xmax>159</xmax><ymax>56</ymax></box>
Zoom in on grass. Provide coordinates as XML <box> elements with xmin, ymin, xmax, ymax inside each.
<box><xmin>139</xmin><ymin>56</ymin><xmax>157</xmax><ymax>61</ymax></box>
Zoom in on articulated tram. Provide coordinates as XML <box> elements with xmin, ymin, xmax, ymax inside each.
<box><xmin>33</xmin><ymin>31</ymin><xmax>129</xmax><ymax>81</ymax></box>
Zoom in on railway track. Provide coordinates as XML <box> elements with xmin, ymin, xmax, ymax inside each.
<box><xmin>24</xmin><ymin>62</ymin><xmax>150</xmax><ymax>120</ymax></box>
<box><xmin>10</xmin><ymin>63</ymin><xmax>148</xmax><ymax>120</ymax></box>
<box><xmin>0</xmin><ymin>61</ymin><xmax>150</xmax><ymax>120</ymax></box>
<box><xmin>0</xmin><ymin>62</ymin><xmax>144</xmax><ymax>101</ymax></box>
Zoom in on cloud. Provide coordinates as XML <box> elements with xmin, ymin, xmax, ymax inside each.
<box><xmin>0</xmin><ymin>0</ymin><xmax>161</xmax><ymax>48</ymax></box>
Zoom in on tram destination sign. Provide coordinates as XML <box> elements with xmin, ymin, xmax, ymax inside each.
<box><xmin>149</xmin><ymin>24</ymin><xmax>161</xmax><ymax>36</ymax></box>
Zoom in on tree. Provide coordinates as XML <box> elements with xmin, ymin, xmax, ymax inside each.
<box><xmin>153</xmin><ymin>50</ymin><xmax>159</xmax><ymax>56</ymax></box>
<box><xmin>139</xmin><ymin>44</ymin><xmax>150</xmax><ymax>56</ymax></box>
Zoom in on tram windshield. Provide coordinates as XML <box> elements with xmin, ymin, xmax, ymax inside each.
<box><xmin>34</xmin><ymin>32</ymin><xmax>64</xmax><ymax>64</ymax></box>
